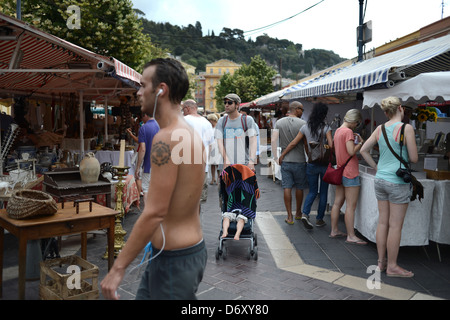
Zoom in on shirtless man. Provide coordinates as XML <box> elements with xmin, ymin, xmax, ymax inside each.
<box><xmin>101</xmin><ymin>58</ymin><xmax>207</xmax><ymax>300</ymax></box>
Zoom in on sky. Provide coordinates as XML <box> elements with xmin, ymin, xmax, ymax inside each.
<box><xmin>131</xmin><ymin>0</ymin><xmax>449</xmax><ymax>59</ymax></box>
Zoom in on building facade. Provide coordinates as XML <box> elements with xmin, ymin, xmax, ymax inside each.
<box><xmin>199</xmin><ymin>59</ymin><xmax>241</xmax><ymax>112</ymax></box>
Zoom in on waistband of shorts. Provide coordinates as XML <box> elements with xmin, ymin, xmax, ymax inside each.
<box><xmin>153</xmin><ymin>239</ymin><xmax>205</xmax><ymax>257</ymax></box>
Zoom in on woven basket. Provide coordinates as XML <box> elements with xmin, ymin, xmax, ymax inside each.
<box><xmin>7</xmin><ymin>190</ymin><xmax>58</xmax><ymax>220</ymax></box>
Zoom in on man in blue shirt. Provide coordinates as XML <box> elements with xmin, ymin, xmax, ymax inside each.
<box><xmin>135</xmin><ymin>112</ymin><xmax>160</xmax><ymax>201</ymax></box>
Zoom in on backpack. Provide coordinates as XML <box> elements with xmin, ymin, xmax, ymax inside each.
<box><xmin>222</xmin><ymin>114</ymin><xmax>248</xmax><ymax>132</ymax></box>
<box><xmin>222</xmin><ymin>114</ymin><xmax>249</xmax><ymax>148</ymax></box>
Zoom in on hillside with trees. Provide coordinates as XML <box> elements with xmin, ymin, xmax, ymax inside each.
<box><xmin>139</xmin><ymin>19</ymin><xmax>346</xmax><ymax>78</ymax></box>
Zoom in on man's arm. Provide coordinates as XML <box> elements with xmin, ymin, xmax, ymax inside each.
<box><xmin>135</xmin><ymin>142</ymin><xmax>145</xmax><ymax>179</ymax></box>
<box><xmin>248</xmin><ymin>136</ymin><xmax>257</xmax><ymax>170</ymax></box>
<box><xmin>101</xmin><ymin>132</ymin><xmax>178</xmax><ymax>300</ymax></box>
<box><xmin>215</xmin><ymin>118</ymin><xmax>231</xmax><ymax>167</ymax></box>
<box><xmin>271</xmin><ymin>129</ymin><xmax>279</xmax><ymax>163</ymax></box>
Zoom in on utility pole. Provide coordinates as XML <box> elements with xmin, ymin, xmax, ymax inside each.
<box><xmin>357</xmin><ymin>0</ymin><xmax>364</xmax><ymax>62</ymax></box>
<box><xmin>16</xmin><ymin>0</ymin><xmax>22</xmax><ymax>20</ymax></box>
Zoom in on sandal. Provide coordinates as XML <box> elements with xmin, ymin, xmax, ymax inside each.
<box><xmin>329</xmin><ymin>232</ymin><xmax>347</xmax><ymax>238</ymax></box>
<box><xmin>285</xmin><ymin>219</ymin><xmax>294</xmax><ymax>225</ymax></box>
<box><xmin>387</xmin><ymin>270</ymin><xmax>414</xmax><ymax>278</ymax></box>
<box><xmin>387</xmin><ymin>267</ymin><xmax>414</xmax><ymax>278</ymax></box>
<box><xmin>345</xmin><ymin>239</ymin><xmax>368</xmax><ymax>245</ymax></box>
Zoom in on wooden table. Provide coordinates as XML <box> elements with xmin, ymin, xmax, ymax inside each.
<box><xmin>0</xmin><ymin>202</ymin><xmax>118</xmax><ymax>299</ymax></box>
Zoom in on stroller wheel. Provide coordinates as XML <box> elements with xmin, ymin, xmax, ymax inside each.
<box><xmin>215</xmin><ymin>247</ymin><xmax>220</xmax><ymax>260</ymax></box>
<box><xmin>222</xmin><ymin>246</ymin><xmax>228</xmax><ymax>259</ymax></box>
<box><xmin>247</xmin><ymin>246</ymin><xmax>258</xmax><ymax>261</ymax></box>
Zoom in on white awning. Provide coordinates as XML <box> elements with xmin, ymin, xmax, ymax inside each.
<box><xmin>363</xmin><ymin>71</ymin><xmax>450</xmax><ymax>108</ymax></box>
<box><xmin>254</xmin><ymin>88</ymin><xmax>287</xmax><ymax>106</ymax></box>
<box><xmin>282</xmin><ymin>34</ymin><xmax>450</xmax><ymax>101</ymax></box>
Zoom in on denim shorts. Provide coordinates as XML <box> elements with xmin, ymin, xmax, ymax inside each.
<box><xmin>374</xmin><ymin>178</ymin><xmax>411</xmax><ymax>204</ymax></box>
<box><xmin>342</xmin><ymin>176</ymin><xmax>361</xmax><ymax>187</ymax></box>
<box><xmin>281</xmin><ymin>162</ymin><xmax>308</xmax><ymax>189</ymax></box>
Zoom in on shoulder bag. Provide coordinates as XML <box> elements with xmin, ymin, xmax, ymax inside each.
<box><xmin>323</xmin><ymin>156</ymin><xmax>352</xmax><ymax>185</ymax></box>
<box><xmin>381</xmin><ymin>124</ymin><xmax>424</xmax><ymax>202</ymax></box>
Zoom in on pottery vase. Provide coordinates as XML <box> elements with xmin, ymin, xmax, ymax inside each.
<box><xmin>79</xmin><ymin>152</ymin><xmax>100</xmax><ymax>183</ymax></box>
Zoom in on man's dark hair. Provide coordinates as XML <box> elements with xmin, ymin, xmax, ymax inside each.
<box><xmin>143</xmin><ymin>58</ymin><xmax>189</xmax><ymax>104</ymax></box>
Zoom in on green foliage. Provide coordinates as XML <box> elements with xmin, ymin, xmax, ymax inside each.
<box><xmin>139</xmin><ymin>19</ymin><xmax>346</xmax><ymax>77</ymax></box>
<box><xmin>215</xmin><ymin>55</ymin><xmax>277</xmax><ymax>111</ymax></box>
<box><xmin>1</xmin><ymin>0</ymin><xmax>166</xmax><ymax>71</ymax></box>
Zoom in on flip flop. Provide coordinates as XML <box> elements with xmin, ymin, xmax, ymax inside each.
<box><xmin>387</xmin><ymin>270</ymin><xmax>414</xmax><ymax>278</ymax></box>
<box><xmin>285</xmin><ymin>219</ymin><xmax>294</xmax><ymax>225</ymax></box>
<box><xmin>294</xmin><ymin>216</ymin><xmax>302</xmax><ymax>220</ymax></box>
<box><xmin>345</xmin><ymin>239</ymin><xmax>368</xmax><ymax>245</ymax></box>
<box><xmin>329</xmin><ymin>232</ymin><xmax>347</xmax><ymax>238</ymax></box>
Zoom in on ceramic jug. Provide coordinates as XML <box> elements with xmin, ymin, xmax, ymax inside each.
<box><xmin>79</xmin><ymin>152</ymin><xmax>100</xmax><ymax>183</ymax></box>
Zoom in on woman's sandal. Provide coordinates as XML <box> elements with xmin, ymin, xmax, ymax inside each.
<box><xmin>386</xmin><ymin>269</ymin><xmax>414</xmax><ymax>278</ymax></box>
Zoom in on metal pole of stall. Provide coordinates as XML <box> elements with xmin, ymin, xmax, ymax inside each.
<box><xmin>79</xmin><ymin>90</ymin><xmax>84</xmax><ymax>156</ymax></box>
<box><xmin>104</xmin><ymin>96</ymin><xmax>108</xmax><ymax>142</ymax></box>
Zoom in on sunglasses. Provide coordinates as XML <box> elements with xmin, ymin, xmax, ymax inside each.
<box><xmin>224</xmin><ymin>100</ymin><xmax>234</xmax><ymax>105</ymax></box>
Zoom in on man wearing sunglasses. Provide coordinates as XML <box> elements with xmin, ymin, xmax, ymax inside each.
<box><xmin>215</xmin><ymin>93</ymin><xmax>257</xmax><ymax>172</ymax></box>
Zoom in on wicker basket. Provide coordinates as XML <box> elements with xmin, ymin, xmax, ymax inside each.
<box><xmin>7</xmin><ymin>190</ymin><xmax>58</xmax><ymax>219</ymax></box>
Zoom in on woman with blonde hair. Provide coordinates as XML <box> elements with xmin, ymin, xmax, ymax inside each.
<box><xmin>360</xmin><ymin>96</ymin><xmax>418</xmax><ymax>277</ymax></box>
<box><xmin>330</xmin><ymin>109</ymin><xmax>367</xmax><ymax>245</ymax></box>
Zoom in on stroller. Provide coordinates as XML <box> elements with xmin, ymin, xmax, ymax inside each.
<box><xmin>215</xmin><ymin>164</ymin><xmax>260</xmax><ymax>261</ymax></box>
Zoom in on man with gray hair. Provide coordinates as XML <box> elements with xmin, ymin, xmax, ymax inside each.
<box><xmin>182</xmin><ymin>99</ymin><xmax>214</xmax><ymax>203</ymax></box>
<box><xmin>272</xmin><ymin>101</ymin><xmax>308</xmax><ymax>225</ymax></box>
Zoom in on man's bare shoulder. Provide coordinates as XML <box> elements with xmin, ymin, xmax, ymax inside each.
<box><xmin>151</xmin><ymin>131</ymin><xmax>173</xmax><ymax>168</ymax></box>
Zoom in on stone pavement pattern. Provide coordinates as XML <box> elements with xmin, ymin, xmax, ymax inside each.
<box><xmin>1</xmin><ymin>166</ymin><xmax>449</xmax><ymax>300</ymax></box>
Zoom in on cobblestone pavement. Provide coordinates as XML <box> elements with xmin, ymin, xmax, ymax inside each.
<box><xmin>1</xmin><ymin>166</ymin><xmax>449</xmax><ymax>301</ymax></box>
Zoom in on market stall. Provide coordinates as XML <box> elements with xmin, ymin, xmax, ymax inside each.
<box><xmin>0</xmin><ymin>12</ymin><xmax>141</xmax><ymax>207</ymax></box>
<box><xmin>358</xmin><ymin>70</ymin><xmax>450</xmax><ymax>247</ymax></box>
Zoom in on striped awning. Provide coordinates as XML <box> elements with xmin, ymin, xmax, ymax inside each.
<box><xmin>0</xmin><ymin>13</ymin><xmax>141</xmax><ymax>103</ymax></box>
<box><xmin>282</xmin><ymin>34</ymin><xmax>450</xmax><ymax>101</ymax></box>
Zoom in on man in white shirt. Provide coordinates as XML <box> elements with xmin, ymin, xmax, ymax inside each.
<box><xmin>182</xmin><ymin>99</ymin><xmax>214</xmax><ymax>202</ymax></box>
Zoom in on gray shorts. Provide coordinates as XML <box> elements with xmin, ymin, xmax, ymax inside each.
<box><xmin>374</xmin><ymin>178</ymin><xmax>411</xmax><ymax>204</ymax></box>
<box><xmin>141</xmin><ymin>172</ymin><xmax>151</xmax><ymax>193</ymax></box>
<box><xmin>135</xmin><ymin>240</ymin><xmax>207</xmax><ymax>300</ymax></box>
<box><xmin>281</xmin><ymin>162</ymin><xmax>308</xmax><ymax>190</ymax></box>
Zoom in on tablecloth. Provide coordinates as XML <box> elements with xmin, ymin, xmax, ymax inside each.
<box><xmin>337</xmin><ymin>172</ymin><xmax>436</xmax><ymax>246</ymax></box>
<box><xmin>429</xmin><ymin>179</ymin><xmax>450</xmax><ymax>245</ymax></box>
<box><xmin>96</xmin><ymin>175</ymin><xmax>140</xmax><ymax>214</ymax></box>
<box><xmin>95</xmin><ymin>150</ymin><xmax>136</xmax><ymax>175</ymax></box>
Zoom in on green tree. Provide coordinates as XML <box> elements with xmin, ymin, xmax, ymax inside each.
<box><xmin>1</xmin><ymin>0</ymin><xmax>165</xmax><ymax>71</ymax></box>
<box><xmin>215</xmin><ymin>55</ymin><xmax>277</xmax><ymax>111</ymax></box>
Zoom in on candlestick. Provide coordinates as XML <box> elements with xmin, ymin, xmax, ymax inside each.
<box><xmin>118</xmin><ymin>139</ymin><xmax>125</xmax><ymax>167</ymax></box>
<box><xmin>103</xmin><ymin>165</ymin><xmax>129</xmax><ymax>259</ymax></box>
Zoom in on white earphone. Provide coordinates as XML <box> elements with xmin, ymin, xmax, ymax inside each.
<box><xmin>153</xmin><ymin>89</ymin><xmax>163</xmax><ymax>119</ymax></box>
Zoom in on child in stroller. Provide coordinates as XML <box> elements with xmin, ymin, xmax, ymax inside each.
<box><xmin>216</xmin><ymin>164</ymin><xmax>260</xmax><ymax>260</ymax></box>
